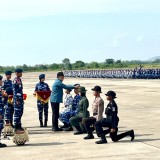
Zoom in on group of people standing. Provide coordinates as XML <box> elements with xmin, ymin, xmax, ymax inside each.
<box><xmin>0</xmin><ymin>70</ymin><xmax>135</xmax><ymax>148</ymax></box>
<box><xmin>0</xmin><ymin>69</ymin><xmax>28</xmax><ymax>147</ymax></box>
<box><xmin>64</xmin><ymin>68</ymin><xmax>160</xmax><ymax>79</ymax></box>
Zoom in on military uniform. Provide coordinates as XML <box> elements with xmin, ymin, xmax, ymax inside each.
<box><xmin>13</xmin><ymin>69</ymin><xmax>24</xmax><ymax>130</ymax></box>
<box><xmin>59</xmin><ymin>92</ymin><xmax>73</xmax><ymax>126</ymax></box>
<box><xmin>70</xmin><ymin>87</ymin><xmax>89</xmax><ymax>135</ymax></box>
<box><xmin>2</xmin><ymin>71</ymin><xmax>13</xmax><ymax>125</ymax></box>
<box><xmin>83</xmin><ymin>86</ymin><xmax>104</xmax><ymax>139</ymax></box>
<box><xmin>35</xmin><ymin>74</ymin><xmax>50</xmax><ymax>127</ymax></box>
<box><xmin>0</xmin><ymin>75</ymin><xmax>7</xmax><ymax>147</ymax></box>
<box><xmin>95</xmin><ymin>91</ymin><xmax>134</xmax><ymax>144</ymax></box>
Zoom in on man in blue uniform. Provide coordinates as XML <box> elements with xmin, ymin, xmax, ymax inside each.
<box><xmin>2</xmin><ymin>71</ymin><xmax>13</xmax><ymax>127</ymax></box>
<box><xmin>34</xmin><ymin>74</ymin><xmax>51</xmax><ymax>127</ymax></box>
<box><xmin>0</xmin><ymin>75</ymin><xmax>7</xmax><ymax>147</ymax></box>
<box><xmin>13</xmin><ymin>69</ymin><xmax>24</xmax><ymax>132</ymax></box>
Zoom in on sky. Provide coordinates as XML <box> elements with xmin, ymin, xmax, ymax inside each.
<box><xmin>0</xmin><ymin>0</ymin><xmax>160</xmax><ymax>66</ymax></box>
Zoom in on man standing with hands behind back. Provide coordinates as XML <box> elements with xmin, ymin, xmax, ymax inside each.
<box><xmin>50</xmin><ymin>72</ymin><xmax>80</xmax><ymax>131</ymax></box>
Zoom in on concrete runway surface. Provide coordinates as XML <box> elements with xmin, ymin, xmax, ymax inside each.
<box><xmin>1</xmin><ymin>71</ymin><xmax>160</xmax><ymax>160</ymax></box>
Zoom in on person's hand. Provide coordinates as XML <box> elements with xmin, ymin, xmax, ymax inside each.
<box><xmin>110</xmin><ymin>129</ymin><xmax>116</xmax><ymax>133</ymax></box>
<box><xmin>16</xmin><ymin>101</ymin><xmax>20</xmax><ymax>105</ymax></box>
<box><xmin>33</xmin><ymin>92</ymin><xmax>36</xmax><ymax>96</ymax></box>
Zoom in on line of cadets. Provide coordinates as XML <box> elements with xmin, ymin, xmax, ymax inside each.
<box><xmin>0</xmin><ymin>70</ymin><xmax>135</xmax><ymax>148</ymax></box>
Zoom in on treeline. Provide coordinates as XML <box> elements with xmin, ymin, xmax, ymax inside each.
<box><xmin>0</xmin><ymin>58</ymin><xmax>160</xmax><ymax>73</ymax></box>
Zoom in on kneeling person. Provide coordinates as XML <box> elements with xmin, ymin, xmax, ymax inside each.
<box><xmin>70</xmin><ymin>87</ymin><xmax>89</xmax><ymax>135</ymax></box>
<box><xmin>83</xmin><ymin>86</ymin><xmax>104</xmax><ymax>139</ymax></box>
<box><xmin>95</xmin><ymin>91</ymin><xmax>135</xmax><ymax>144</ymax></box>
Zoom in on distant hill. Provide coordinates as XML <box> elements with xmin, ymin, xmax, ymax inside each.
<box><xmin>148</xmin><ymin>56</ymin><xmax>160</xmax><ymax>62</ymax></box>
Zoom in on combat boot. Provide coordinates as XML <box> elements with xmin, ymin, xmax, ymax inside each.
<box><xmin>40</xmin><ymin>120</ymin><xmax>43</xmax><ymax>127</ymax></box>
<box><xmin>44</xmin><ymin>119</ymin><xmax>47</xmax><ymax>127</ymax></box>
<box><xmin>95</xmin><ymin>135</ymin><xmax>107</xmax><ymax>144</ymax></box>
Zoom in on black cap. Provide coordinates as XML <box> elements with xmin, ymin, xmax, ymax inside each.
<box><xmin>105</xmin><ymin>91</ymin><xmax>117</xmax><ymax>98</ymax></box>
<box><xmin>0</xmin><ymin>75</ymin><xmax>3</xmax><ymax>80</ymax></box>
<box><xmin>74</xmin><ymin>84</ymin><xmax>80</xmax><ymax>86</ymax></box>
<box><xmin>5</xmin><ymin>87</ymin><xmax>13</xmax><ymax>95</ymax></box>
<box><xmin>5</xmin><ymin>71</ymin><xmax>12</xmax><ymax>75</ymax></box>
<box><xmin>57</xmin><ymin>72</ymin><xmax>64</xmax><ymax>77</ymax></box>
<box><xmin>91</xmin><ymin>86</ymin><xmax>102</xmax><ymax>93</ymax></box>
<box><xmin>15</xmin><ymin>68</ymin><xmax>23</xmax><ymax>73</ymax></box>
<box><xmin>39</xmin><ymin>74</ymin><xmax>45</xmax><ymax>80</ymax></box>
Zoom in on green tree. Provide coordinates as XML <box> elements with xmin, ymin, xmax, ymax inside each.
<box><xmin>62</xmin><ymin>58</ymin><xmax>72</xmax><ymax>70</ymax></box>
<box><xmin>73</xmin><ymin>60</ymin><xmax>85</xmax><ymax>69</ymax></box>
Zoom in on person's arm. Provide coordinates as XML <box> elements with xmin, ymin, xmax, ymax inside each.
<box><xmin>12</xmin><ymin>79</ymin><xmax>22</xmax><ymax>102</ymax></box>
<box><xmin>82</xmin><ymin>98</ymin><xmax>89</xmax><ymax>118</ymax></box>
<box><xmin>111</xmin><ymin>102</ymin><xmax>118</xmax><ymax>132</ymax></box>
<box><xmin>57</xmin><ymin>81</ymin><xmax>75</xmax><ymax>90</ymax></box>
<box><xmin>46</xmin><ymin>83</ymin><xmax>51</xmax><ymax>91</ymax></box>
<box><xmin>33</xmin><ymin>84</ymin><xmax>38</xmax><ymax>96</ymax></box>
<box><xmin>97</xmin><ymin>99</ymin><xmax>104</xmax><ymax>121</ymax></box>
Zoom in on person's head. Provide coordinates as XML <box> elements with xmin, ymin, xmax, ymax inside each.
<box><xmin>79</xmin><ymin>86</ymin><xmax>87</xmax><ymax>97</ymax></box>
<box><xmin>5</xmin><ymin>71</ymin><xmax>12</xmax><ymax>80</ymax></box>
<box><xmin>105</xmin><ymin>91</ymin><xmax>117</xmax><ymax>101</ymax></box>
<box><xmin>39</xmin><ymin>74</ymin><xmax>45</xmax><ymax>82</ymax></box>
<box><xmin>15</xmin><ymin>68</ymin><xmax>23</xmax><ymax>77</ymax></box>
<box><xmin>0</xmin><ymin>75</ymin><xmax>3</xmax><ymax>86</ymax></box>
<box><xmin>91</xmin><ymin>86</ymin><xmax>102</xmax><ymax>97</ymax></box>
<box><xmin>74</xmin><ymin>84</ymin><xmax>80</xmax><ymax>95</ymax></box>
<box><xmin>57</xmin><ymin>72</ymin><xmax>64</xmax><ymax>81</ymax></box>
<box><xmin>5</xmin><ymin>87</ymin><xmax>13</xmax><ymax>97</ymax></box>
<box><xmin>65</xmin><ymin>89</ymin><xmax>72</xmax><ymax>94</ymax></box>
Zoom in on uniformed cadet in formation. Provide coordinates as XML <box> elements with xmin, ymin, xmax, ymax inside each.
<box><xmin>95</xmin><ymin>91</ymin><xmax>135</xmax><ymax>144</ymax></box>
<box><xmin>34</xmin><ymin>74</ymin><xmax>51</xmax><ymax>127</ymax></box>
<box><xmin>59</xmin><ymin>89</ymin><xmax>73</xmax><ymax>129</ymax></box>
<box><xmin>2</xmin><ymin>71</ymin><xmax>14</xmax><ymax>127</ymax></box>
<box><xmin>82</xmin><ymin>86</ymin><xmax>104</xmax><ymax>140</ymax></box>
<box><xmin>13</xmin><ymin>69</ymin><xmax>24</xmax><ymax>132</ymax></box>
<box><xmin>64</xmin><ymin>68</ymin><xmax>160</xmax><ymax>79</ymax></box>
<box><xmin>0</xmin><ymin>75</ymin><xmax>7</xmax><ymax>148</ymax></box>
<box><xmin>69</xmin><ymin>87</ymin><xmax>89</xmax><ymax>135</ymax></box>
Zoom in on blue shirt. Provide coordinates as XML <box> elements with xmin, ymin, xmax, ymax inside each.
<box><xmin>50</xmin><ymin>79</ymin><xmax>75</xmax><ymax>103</ymax></box>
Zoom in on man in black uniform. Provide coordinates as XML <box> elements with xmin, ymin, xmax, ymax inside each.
<box><xmin>95</xmin><ymin>91</ymin><xmax>135</xmax><ymax>144</ymax></box>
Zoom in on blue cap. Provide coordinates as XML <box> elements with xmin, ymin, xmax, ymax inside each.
<box><xmin>0</xmin><ymin>75</ymin><xmax>3</xmax><ymax>80</ymax></box>
<box><xmin>5</xmin><ymin>70</ymin><xmax>12</xmax><ymax>75</ymax></box>
<box><xmin>15</xmin><ymin>68</ymin><xmax>23</xmax><ymax>73</ymax></box>
<box><xmin>39</xmin><ymin>74</ymin><xmax>45</xmax><ymax>80</ymax></box>
<box><xmin>5</xmin><ymin>87</ymin><xmax>13</xmax><ymax>95</ymax></box>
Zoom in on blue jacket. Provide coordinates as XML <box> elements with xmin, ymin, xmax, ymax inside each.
<box><xmin>50</xmin><ymin>79</ymin><xmax>75</xmax><ymax>103</ymax></box>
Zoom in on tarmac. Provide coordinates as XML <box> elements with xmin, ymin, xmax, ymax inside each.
<box><xmin>0</xmin><ymin>72</ymin><xmax>160</xmax><ymax>160</ymax></box>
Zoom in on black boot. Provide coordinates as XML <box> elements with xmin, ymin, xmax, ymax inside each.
<box><xmin>95</xmin><ymin>135</ymin><xmax>107</xmax><ymax>144</ymax></box>
<box><xmin>74</xmin><ymin>126</ymin><xmax>83</xmax><ymax>135</ymax></box>
<box><xmin>10</xmin><ymin>120</ymin><xmax>14</xmax><ymax>128</ymax></box>
<box><xmin>44</xmin><ymin>119</ymin><xmax>47</xmax><ymax>127</ymax></box>
<box><xmin>40</xmin><ymin>120</ymin><xmax>43</xmax><ymax>127</ymax></box>
<box><xmin>128</xmin><ymin>130</ymin><xmax>135</xmax><ymax>141</ymax></box>
<box><xmin>84</xmin><ymin>134</ymin><xmax>94</xmax><ymax>140</ymax></box>
<box><xmin>63</xmin><ymin>126</ymin><xmax>73</xmax><ymax>131</ymax></box>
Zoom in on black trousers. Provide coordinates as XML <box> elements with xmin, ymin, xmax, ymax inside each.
<box><xmin>82</xmin><ymin>117</ymin><xmax>96</xmax><ymax>135</ymax></box>
<box><xmin>51</xmin><ymin>102</ymin><xmax>60</xmax><ymax>130</ymax></box>
<box><xmin>95</xmin><ymin>118</ymin><xmax>129</xmax><ymax>142</ymax></box>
